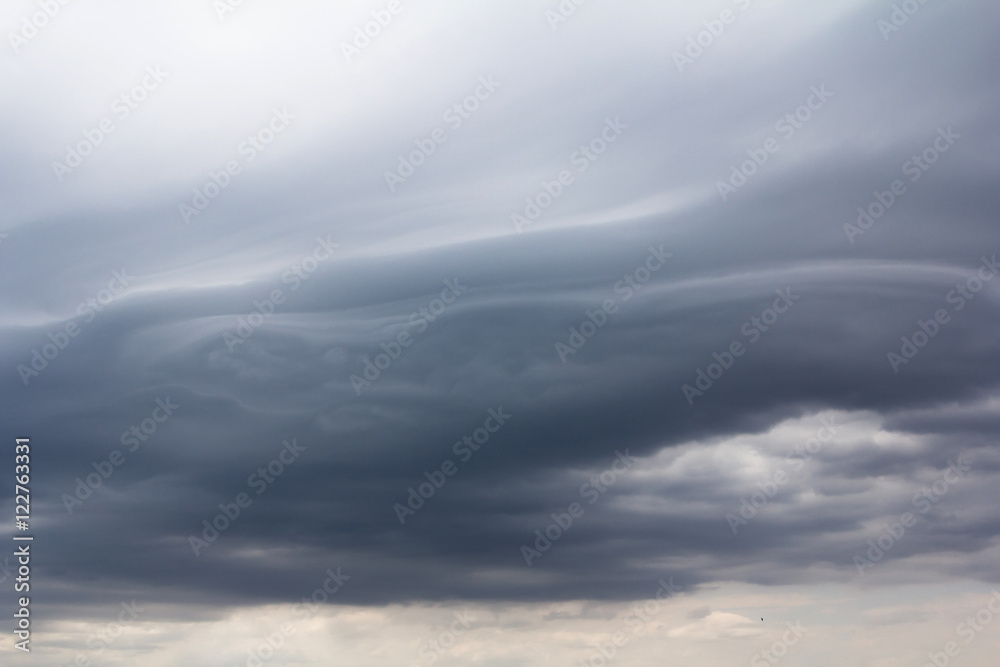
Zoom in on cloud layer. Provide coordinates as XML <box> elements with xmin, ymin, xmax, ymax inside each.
<box><xmin>1</xmin><ymin>0</ymin><xmax>998</xmax><ymax>664</ymax></box>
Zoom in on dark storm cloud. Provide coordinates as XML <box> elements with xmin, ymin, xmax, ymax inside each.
<box><xmin>1</xmin><ymin>0</ymin><xmax>998</xmax><ymax>624</ymax></box>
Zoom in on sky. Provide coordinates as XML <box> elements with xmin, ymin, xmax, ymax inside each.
<box><xmin>1</xmin><ymin>0</ymin><xmax>999</xmax><ymax>665</ymax></box>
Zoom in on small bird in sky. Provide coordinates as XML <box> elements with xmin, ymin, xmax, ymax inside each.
<box><xmin>761</xmin><ymin>618</ymin><xmax>764</xmax><ymax>622</ymax></box>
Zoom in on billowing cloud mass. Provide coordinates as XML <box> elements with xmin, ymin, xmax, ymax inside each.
<box><xmin>1</xmin><ymin>0</ymin><xmax>999</xmax><ymax>665</ymax></box>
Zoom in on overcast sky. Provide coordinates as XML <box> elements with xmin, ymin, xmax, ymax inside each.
<box><xmin>2</xmin><ymin>1</ymin><xmax>999</xmax><ymax>665</ymax></box>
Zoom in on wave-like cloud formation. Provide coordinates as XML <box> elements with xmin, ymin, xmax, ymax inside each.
<box><xmin>0</xmin><ymin>0</ymin><xmax>998</xmax><ymax>664</ymax></box>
